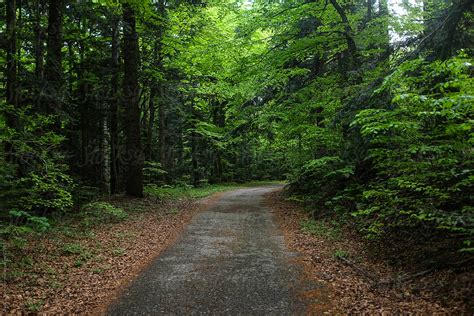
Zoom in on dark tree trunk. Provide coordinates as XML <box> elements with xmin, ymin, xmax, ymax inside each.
<box><xmin>44</xmin><ymin>0</ymin><xmax>63</xmax><ymax>120</ymax></box>
<box><xmin>122</xmin><ymin>4</ymin><xmax>144</xmax><ymax>197</ymax></box>
<box><xmin>211</xmin><ymin>100</ymin><xmax>225</xmax><ymax>183</ymax></box>
<box><xmin>367</xmin><ymin>0</ymin><xmax>372</xmax><ymax>21</ymax></box>
<box><xmin>145</xmin><ymin>87</ymin><xmax>156</xmax><ymax>161</ymax></box>
<box><xmin>155</xmin><ymin>0</ymin><xmax>167</xmax><ymax>179</ymax></box>
<box><xmin>378</xmin><ymin>0</ymin><xmax>390</xmax><ymax>52</ymax></box>
<box><xmin>429</xmin><ymin>0</ymin><xmax>473</xmax><ymax>60</ymax></box>
<box><xmin>45</xmin><ymin>0</ymin><xmax>63</xmax><ymax>83</ymax></box>
<box><xmin>110</xmin><ymin>16</ymin><xmax>120</xmax><ymax>194</ymax></box>
<box><xmin>146</xmin><ymin>32</ymin><xmax>163</xmax><ymax>161</ymax></box>
<box><xmin>5</xmin><ymin>0</ymin><xmax>17</xmax><ymax>162</ymax></box>
<box><xmin>329</xmin><ymin>0</ymin><xmax>358</xmax><ymax>68</ymax></box>
<box><xmin>33</xmin><ymin>0</ymin><xmax>45</xmax><ymax>110</ymax></box>
<box><xmin>158</xmin><ymin>86</ymin><xmax>166</xmax><ymax>177</ymax></box>
<box><xmin>34</xmin><ymin>0</ymin><xmax>45</xmax><ymax>82</ymax></box>
<box><xmin>6</xmin><ymin>0</ymin><xmax>17</xmax><ymax>109</ymax></box>
<box><xmin>191</xmin><ymin>130</ymin><xmax>199</xmax><ymax>187</ymax></box>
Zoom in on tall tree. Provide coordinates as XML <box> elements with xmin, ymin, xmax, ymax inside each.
<box><xmin>43</xmin><ymin>0</ymin><xmax>63</xmax><ymax>121</ymax></box>
<box><xmin>110</xmin><ymin>15</ymin><xmax>121</xmax><ymax>194</ymax></box>
<box><xmin>329</xmin><ymin>0</ymin><xmax>358</xmax><ymax>70</ymax></box>
<box><xmin>122</xmin><ymin>3</ymin><xmax>144</xmax><ymax>197</ymax></box>
<box><xmin>5</xmin><ymin>0</ymin><xmax>18</xmax><ymax>162</ymax></box>
<box><xmin>6</xmin><ymin>0</ymin><xmax>17</xmax><ymax>110</ymax></box>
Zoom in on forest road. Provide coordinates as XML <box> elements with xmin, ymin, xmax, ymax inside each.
<box><xmin>106</xmin><ymin>185</ymin><xmax>322</xmax><ymax>315</ymax></box>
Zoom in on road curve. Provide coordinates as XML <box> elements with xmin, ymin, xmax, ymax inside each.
<box><xmin>107</xmin><ymin>185</ymin><xmax>320</xmax><ymax>315</ymax></box>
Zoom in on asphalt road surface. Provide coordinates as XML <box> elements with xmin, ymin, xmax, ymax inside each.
<box><xmin>107</xmin><ymin>185</ymin><xmax>320</xmax><ymax>315</ymax></box>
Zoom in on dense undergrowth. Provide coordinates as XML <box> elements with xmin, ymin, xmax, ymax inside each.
<box><xmin>286</xmin><ymin>55</ymin><xmax>473</xmax><ymax>267</ymax></box>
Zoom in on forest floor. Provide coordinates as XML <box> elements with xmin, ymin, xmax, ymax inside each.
<box><xmin>1</xmin><ymin>183</ymin><xmax>253</xmax><ymax>314</ymax></box>
<box><xmin>267</xmin><ymin>190</ymin><xmax>472</xmax><ymax>314</ymax></box>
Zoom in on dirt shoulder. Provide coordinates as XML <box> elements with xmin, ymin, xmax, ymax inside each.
<box><xmin>266</xmin><ymin>190</ymin><xmax>469</xmax><ymax>314</ymax></box>
<box><xmin>2</xmin><ymin>194</ymin><xmax>222</xmax><ymax>314</ymax></box>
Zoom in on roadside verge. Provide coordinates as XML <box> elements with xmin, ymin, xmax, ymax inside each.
<box><xmin>266</xmin><ymin>190</ymin><xmax>455</xmax><ymax>314</ymax></box>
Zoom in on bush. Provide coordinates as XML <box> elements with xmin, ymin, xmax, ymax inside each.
<box><xmin>289</xmin><ymin>53</ymin><xmax>473</xmax><ymax>252</ymax></box>
<box><xmin>0</xmin><ymin>105</ymin><xmax>74</xmax><ymax>216</ymax></box>
<box><xmin>81</xmin><ymin>202</ymin><xmax>128</xmax><ymax>224</ymax></box>
<box><xmin>143</xmin><ymin>161</ymin><xmax>167</xmax><ymax>184</ymax></box>
<box><xmin>290</xmin><ymin>156</ymin><xmax>354</xmax><ymax>206</ymax></box>
<box><xmin>350</xmin><ymin>54</ymin><xmax>473</xmax><ymax>248</ymax></box>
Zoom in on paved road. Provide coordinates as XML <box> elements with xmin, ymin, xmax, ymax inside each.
<box><xmin>107</xmin><ymin>185</ymin><xmax>320</xmax><ymax>315</ymax></box>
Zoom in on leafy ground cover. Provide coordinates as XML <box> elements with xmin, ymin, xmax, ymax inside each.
<box><xmin>267</xmin><ymin>190</ymin><xmax>473</xmax><ymax>314</ymax></box>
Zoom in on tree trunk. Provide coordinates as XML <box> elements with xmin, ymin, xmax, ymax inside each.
<box><xmin>122</xmin><ymin>3</ymin><xmax>144</xmax><ymax>197</ymax></box>
<box><xmin>211</xmin><ymin>100</ymin><xmax>225</xmax><ymax>183</ymax></box>
<box><xmin>44</xmin><ymin>0</ymin><xmax>63</xmax><ymax>121</ymax></box>
<box><xmin>146</xmin><ymin>32</ymin><xmax>164</xmax><ymax>161</ymax></box>
<box><xmin>430</xmin><ymin>0</ymin><xmax>472</xmax><ymax>59</ymax></box>
<box><xmin>378</xmin><ymin>0</ymin><xmax>390</xmax><ymax>52</ymax></box>
<box><xmin>5</xmin><ymin>0</ymin><xmax>17</xmax><ymax>162</ymax></box>
<box><xmin>6</xmin><ymin>0</ymin><xmax>17</xmax><ymax>109</ymax></box>
<box><xmin>110</xmin><ymin>16</ymin><xmax>120</xmax><ymax>194</ymax></box>
<box><xmin>191</xmin><ymin>130</ymin><xmax>200</xmax><ymax>187</ymax></box>
<box><xmin>158</xmin><ymin>85</ymin><xmax>167</xmax><ymax>177</ymax></box>
<box><xmin>34</xmin><ymin>0</ymin><xmax>45</xmax><ymax>110</ymax></box>
<box><xmin>34</xmin><ymin>0</ymin><xmax>44</xmax><ymax>81</ymax></box>
<box><xmin>100</xmin><ymin>114</ymin><xmax>111</xmax><ymax>195</ymax></box>
<box><xmin>367</xmin><ymin>0</ymin><xmax>372</xmax><ymax>22</ymax></box>
<box><xmin>146</xmin><ymin>87</ymin><xmax>156</xmax><ymax>161</ymax></box>
<box><xmin>329</xmin><ymin>0</ymin><xmax>358</xmax><ymax>69</ymax></box>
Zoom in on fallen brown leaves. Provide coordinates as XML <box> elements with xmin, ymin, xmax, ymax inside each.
<box><xmin>3</xmin><ymin>195</ymin><xmax>217</xmax><ymax>314</ymax></box>
<box><xmin>266</xmin><ymin>190</ymin><xmax>470</xmax><ymax>314</ymax></box>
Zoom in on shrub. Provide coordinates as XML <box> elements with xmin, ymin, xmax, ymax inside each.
<box><xmin>143</xmin><ymin>161</ymin><xmax>167</xmax><ymax>184</ymax></box>
<box><xmin>81</xmin><ymin>202</ymin><xmax>128</xmax><ymax>224</ymax></box>
<box><xmin>290</xmin><ymin>156</ymin><xmax>355</xmax><ymax>208</ymax></box>
<box><xmin>0</xmin><ymin>105</ymin><xmax>74</xmax><ymax>216</ymax></box>
<box><xmin>350</xmin><ymin>54</ymin><xmax>473</xmax><ymax>248</ymax></box>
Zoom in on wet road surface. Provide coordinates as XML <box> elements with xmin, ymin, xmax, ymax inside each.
<box><xmin>107</xmin><ymin>185</ymin><xmax>319</xmax><ymax>315</ymax></box>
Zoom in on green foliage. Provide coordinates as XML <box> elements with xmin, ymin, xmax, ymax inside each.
<box><xmin>0</xmin><ymin>210</ymin><xmax>51</xmax><ymax>260</ymax></box>
<box><xmin>350</xmin><ymin>54</ymin><xmax>473</xmax><ymax>243</ymax></box>
<box><xmin>1</xmin><ymin>0</ymin><xmax>471</xmax><ymax>286</ymax></box>
<box><xmin>333</xmin><ymin>249</ymin><xmax>348</xmax><ymax>259</ymax></box>
<box><xmin>286</xmin><ymin>53</ymin><xmax>473</xmax><ymax>252</ymax></box>
<box><xmin>112</xmin><ymin>247</ymin><xmax>126</xmax><ymax>257</ymax></box>
<box><xmin>19</xmin><ymin>171</ymin><xmax>74</xmax><ymax>213</ymax></box>
<box><xmin>63</xmin><ymin>243</ymin><xmax>87</xmax><ymax>256</ymax></box>
<box><xmin>291</xmin><ymin>157</ymin><xmax>355</xmax><ymax>208</ymax></box>
<box><xmin>300</xmin><ymin>219</ymin><xmax>342</xmax><ymax>240</ymax></box>
<box><xmin>25</xmin><ymin>299</ymin><xmax>44</xmax><ymax>313</ymax></box>
<box><xmin>81</xmin><ymin>202</ymin><xmax>128</xmax><ymax>224</ymax></box>
<box><xmin>143</xmin><ymin>161</ymin><xmax>167</xmax><ymax>185</ymax></box>
<box><xmin>62</xmin><ymin>243</ymin><xmax>93</xmax><ymax>267</ymax></box>
<box><xmin>0</xmin><ymin>106</ymin><xmax>74</xmax><ymax>216</ymax></box>
<box><xmin>9</xmin><ymin>210</ymin><xmax>51</xmax><ymax>233</ymax></box>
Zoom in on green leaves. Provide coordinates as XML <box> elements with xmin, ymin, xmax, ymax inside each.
<box><xmin>8</xmin><ymin>210</ymin><xmax>51</xmax><ymax>233</ymax></box>
<box><xmin>81</xmin><ymin>202</ymin><xmax>128</xmax><ymax>223</ymax></box>
<box><xmin>346</xmin><ymin>54</ymin><xmax>474</xmax><ymax>245</ymax></box>
<box><xmin>0</xmin><ymin>106</ymin><xmax>74</xmax><ymax>216</ymax></box>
